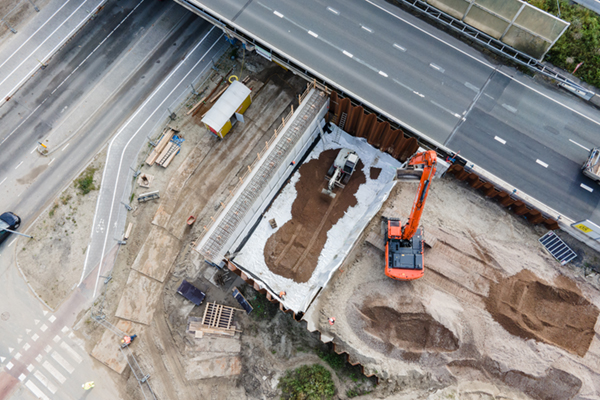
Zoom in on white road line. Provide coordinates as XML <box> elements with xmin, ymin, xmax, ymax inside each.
<box><xmin>0</xmin><ymin>177</ymin><xmax>6</xmax><ymax>186</ymax></box>
<box><xmin>343</xmin><ymin>50</ymin><xmax>353</xmax><ymax>58</ymax></box>
<box><xmin>34</xmin><ymin>370</ymin><xmax>58</xmax><ymax>394</ymax></box>
<box><xmin>308</xmin><ymin>30</ymin><xmax>318</xmax><ymax>38</ymax></box>
<box><xmin>393</xmin><ymin>43</ymin><xmax>406</xmax><ymax>52</ymax></box>
<box><xmin>536</xmin><ymin>159</ymin><xmax>549</xmax><ymax>168</ymax></box>
<box><xmin>414</xmin><ymin>91</ymin><xmax>425</xmax><ymax>98</ymax></box>
<box><xmin>430</xmin><ymin>100</ymin><xmax>460</xmax><ymax>117</ymax></box>
<box><xmin>60</xmin><ymin>341</ymin><xmax>83</xmax><ymax>364</ymax></box>
<box><xmin>25</xmin><ymin>380</ymin><xmax>50</xmax><ymax>400</ymax></box>
<box><xmin>392</xmin><ymin>78</ymin><xmax>413</xmax><ymax>92</ymax></box>
<box><xmin>8</xmin><ymin>238</ymin><xmax>16</xmax><ymax>247</ymax></box>
<box><xmin>0</xmin><ymin>102</ymin><xmax>44</xmax><ymax>147</ymax></box>
<box><xmin>30</xmin><ymin>146</ymin><xmax>37</xmax><ymax>154</ymax></box>
<box><xmin>61</xmin><ymin>143</ymin><xmax>69</xmax><ymax>151</ymax></box>
<box><xmin>581</xmin><ymin>183</ymin><xmax>594</xmax><ymax>192</ymax></box>
<box><xmin>494</xmin><ymin>136</ymin><xmax>506</xmax><ymax>145</ymax></box>
<box><xmin>502</xmin><ymin>103</ymin><xmax>517</xmax><ymax>113</ymax></box>
<box><xmin>42</xmin><ymin>360</ymin><xmax>66</xmax><ymax>384</ymax></box>
<box><xmin>484</xmin><ymin>93</ymin><xmax>494</xmax><ymax>100</ymax></box>
<box><xmin>48</xmin><ymin>158</ymin><xmax>56</xmax><ymax>165</ymax></box>
<box><xmin>15</xmin><ymin>161</ymin><xmax>23</xmax><ymax>169</ymax></box>
<box><xmin>465</xmin><ymin>82</ymin><xmax>479</xmax><ymax>92</ymax></box>
<box><xmin>35</xmin><ymin>354</ymin><xmax>43</xmax><ymax>362</ymax></box>
<box><xmin>87</xmin><ymin>29</ymin><xmax>224</xmax><ymax>296</ymax></box>
<box><xmin>51</xmin><ymin>351</ymin><xmax>74</xmax><ymax>374</ymax></box>
<box><xmin>429</xmin><ymin>63</ymin><xmax>445</xmax><ymax>73</ymax></box>
<box><xmin>273</xmin><ymin>10</ymin><xmax>283</xmax><ymax>18</ymax></box>
<box><xmin>569</xmin><ymin>138</ymin><xmax>590</xmax><ymax>151</ymax></box>
<box><xmin>361</xmin><ymin>25</ymin><xmax>373</xmax><ymax>33</ymax></box>
<box><xmin>327</xmin><ymin>7</ymin><xmax>339</xmax><ymax>15</ymax></box>
<box><xmin>378</xmin><ymin>71</ymin><xmax>388</xmax><ymax>77</ymax></box>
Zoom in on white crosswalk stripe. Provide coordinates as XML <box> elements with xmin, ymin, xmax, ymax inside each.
<box><xmin>42</xmin><ymin>360</ymin><xmax>66</xmax><ymax>384</ymax></box>
<box><xmin>51</xmin><ymin>351</ymin><xmax>74</xmax><ymax>374</ymax></box>
<box><xmin>25</xmin><ymin>380</ymin><xmax>49</xmax><ymax>400</ymax></box>
<box><xmin>33</xmin><ymin>370</ymin><xmax>58</xmax><ymax>394</ymax></box>
<box><xmin>60</xmin><ymin>341</ymin><xmax>83</xmax><ymax>364</ymax></box>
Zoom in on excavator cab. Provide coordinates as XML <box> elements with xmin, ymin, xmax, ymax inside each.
<box><xmin>385</xmin><ymin>150</ymin><xmax>436</xmax><ymax>281</ymax></box>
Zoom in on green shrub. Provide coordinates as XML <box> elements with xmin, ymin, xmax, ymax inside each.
<box><xmin>75</xmin><ymin>166</ymin><xmax>98</xmax><ymax>195</ymax></box>
<box><xmin>278</xmin><ymin>364</ymin><xmax>335</xmax><ymax>400</ymax></box>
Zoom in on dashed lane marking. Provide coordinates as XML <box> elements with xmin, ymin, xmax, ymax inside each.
<box><xmin>502</xmin><ymin>103</ymin><xmax>517</xmax><ymax>113</ymax></box>
<box><xmin>569</xmin><ymin>138</ymin><xmax>590</xmax><ymax>151</ymax></box>
<box><xmin>393</xmin><ymin>43</ymin><xmax>406</xmax><ymax>52</ymax></box>
<box><xmin>361</xmin><ymin>25</ymin><xmax>373</xmax><ymax>33</ymax></box>
<box><xmin>308</xmin><ymin>30</ymin><xmax>318</xmax><ymax>38</ymax></box>
<box><xmin>429</xmin><ymin>63</ymin><xmax>445</xmax><ymax>73</ymax></box>
<box><xmin>494</xmin><ymin>136</ymin><xmax>506</xmax><ymax>145</ymax></box>
<box><xmin>464</xmin><ymin>82</ymin><xmax>479</xmax><ymax>92</ymax></box>
<box><xmin>327</xmin><ymin>7</ymin><xmax>339</xmax><ymax>15</ymax></box>
<box><xmin>48</xmin><ymin>158</ymin><xmax>55</xmax><ymax>165</ymax></box>
<box><xmin>273</xmin><ymin>10</ymin><xmax>283</xmax><ymax>18</ymax></box>
<box><xmin>15</xmin><ymin>161</ymin><xmax>23</xmax><ymax>169</ymax></box>
<box><xmin>343</xmin><ymin>50</ymin><xmax>353</xmax><ymax>58</ymax></box>
<box><xmin>378</xmin><ymin>71</ymin><xmax>388</xmax><ymax>77</ymax></box>
<box><xmin>61</xmin><ymin>143</ymin><xmax>69</xmax><ymax>151</ymax></box>
<box><xmin>536</xmin><ymin>159</ymin><xmax>549</xmax><ymax>168</ymax></box>
<box><xmin>581</xmin><ymin>183</ymin><xmax>594</xmax><ymax>192</ymax></box>
<box><xmin>392</xmin><ymin>78</ymin><xmax>413</xmax><ymax>92</ymax></box>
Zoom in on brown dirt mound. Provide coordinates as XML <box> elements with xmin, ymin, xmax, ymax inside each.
<box><xmin>486</xmin><ymin>269</ymin><xmax>599</xmax><ymax>356</ymax></box>
<box><xmin>264</xmin><ymin>149</ymin><xmax>365</xmax><ymax>283</ymax></box>
<box><xmin>369</xmin><ymin>167</ymin><xmax>381</xmax><ymax>180</ymax></box>
<box><xmin>360</xmin><ymin>305</ymin><xmax>459</xmax><ymax>352</ymax></box>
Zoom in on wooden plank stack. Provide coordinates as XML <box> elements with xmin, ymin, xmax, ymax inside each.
<box><xmin>145</xmin><ymin>127</ymin><xmax>178</xmax><ymax>166</ymax></box>
<box><xmin>187</xmin><ymin>302</ymin><xmax>243</xmax><ymax>338</ymax></box>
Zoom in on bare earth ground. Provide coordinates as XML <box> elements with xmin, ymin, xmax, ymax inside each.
<box><xmin>311</xmin><ymin>175</ymin><xmax>600</xmax><ymax>400</ymax></box>
<box><xmin>18</xmin><ymin>150</ymin><xmax>105</xmax><ymax>309</ymax></box>
<box><xmin>0</xmin><ymin>0</ymin><xmax>52</xmax><ymax>45</ymax></box>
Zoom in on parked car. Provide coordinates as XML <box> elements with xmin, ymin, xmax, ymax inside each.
<box><xmin>0</xmin><ymin>212</ymin><xmax>21</xmax><ymax>245</ymax></box>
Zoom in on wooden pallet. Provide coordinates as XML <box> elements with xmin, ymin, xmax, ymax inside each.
<box><xmin>188</xmin><ymin>302</ymin><xmax>243</xmax><ymax>337</ymax></box>
<box><xmin>145</xmin><ymin>128</ymin><xmax>176</xmax><ymax>166</ymax></box>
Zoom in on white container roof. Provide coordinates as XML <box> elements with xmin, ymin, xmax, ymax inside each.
<box><xmin>201</xmin><ymin>80</ymin><xmax>251</xmax><ymax>130</ymax></box>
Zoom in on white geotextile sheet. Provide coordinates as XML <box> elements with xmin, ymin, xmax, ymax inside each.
<box><xmin>234</xmin><ymin>127</ymin><xmax>401</xmax><ymax>313</ymax></box>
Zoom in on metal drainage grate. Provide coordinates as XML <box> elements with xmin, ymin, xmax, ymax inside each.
<box><xmin>539</xmin><ymin>231</ymin><xmax>577</xmax><ymax>265</ymax></box>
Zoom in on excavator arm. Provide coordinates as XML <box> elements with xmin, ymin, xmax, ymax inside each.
<box><xmin>401</xmin><ymin>150</ymin><xmax>437</xmax><ymax>240</ymax></box>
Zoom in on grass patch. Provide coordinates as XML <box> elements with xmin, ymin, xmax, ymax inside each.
<box><xmin>48</xmin><ymin>202</ymin><xmax>59</xmax><ymax>217</ymax></box>
<box><xmin>249</xmin><ymin>291</ymin><xmax>279</xmax><ymax>321</ymax></box>
<box><xmin>278</xmin><ymin>364</ymin><xmax>335</xmax><ymax>400</ymax></box>
<box><xmin>527</xmin><ymin>0</ymin><xmax>600</xmax><ymax>88</ymax></box>
<box><xmin>75</xmin><ymin>166</ymin><xmax>98</xmax><ymax>195</ymax></box>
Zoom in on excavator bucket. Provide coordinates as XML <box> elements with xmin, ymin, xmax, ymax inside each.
<box><xmin>321</xmin><ymin>188</ymin><xmax>336</xmax><ymax>198</ymax></box>
<box><xmin>396</xmin><ymin>165</ymin><xmax>423</xmax><ymax>181</ymax></box>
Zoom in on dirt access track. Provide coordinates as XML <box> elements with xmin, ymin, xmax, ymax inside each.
<box><xmin>309</xmin><ymin>175</ymin><xmax>600</xmax><ymax>400</ymax></box>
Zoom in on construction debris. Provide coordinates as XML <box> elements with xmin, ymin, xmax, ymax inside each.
<box><xmin>188</xmin><ymin>302</ymin><xmax>242</xmax><ymax>338</ymax></box>
<box><xmin>232</xmin><ymin>287</ymin><xmax>253</xmax><ymax>314</ymax></box>
<box><xmin>137</xmin><ymin>191</ymin><xmax>160</xmax><ymax>203</ymax></box>
<box><xmin>155</xmin><ymin>135</ymin><xmax>185</xmax><ymax>168</ymax></box>
<box><xmin>186</xmin><ymin>95</ymin><xmax>208</xmax><ymax>116</ymax></box>
<box><xmin>123</xmin><ymin>223</ymin><xmax>133</xmax><ymax>241</ymax></box>
<box><xmin>137</xmin><ymin>173</ymin><xmax>154</xmax><ymax>188</ymax></box>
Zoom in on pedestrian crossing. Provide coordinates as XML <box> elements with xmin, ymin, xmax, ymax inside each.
<box><xmin>1</xmin><ymin>310</ymin><xmax>86</xmax><ymax>399</ymax></box>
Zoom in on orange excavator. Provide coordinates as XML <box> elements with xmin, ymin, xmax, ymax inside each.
<box><xmin>385</xmin><ymin>150</ymin><xmax>437</xmax><ymax>280</ymax></box>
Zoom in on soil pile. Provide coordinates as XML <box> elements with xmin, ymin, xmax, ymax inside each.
<box><xmin>486</xmin><ymin>269</ymin><xmax>599</xmax><ymax>357</ymax></box>
<box><xmin>264</xmin><ymin>149</ymin><xmax>365</xmax><ymax>282</ymax></box>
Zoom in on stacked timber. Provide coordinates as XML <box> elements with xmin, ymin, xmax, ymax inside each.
<box><xmin>145</xmin><ymin>127</ymin><xmax>178</xmax><ymax>166</ymax></box>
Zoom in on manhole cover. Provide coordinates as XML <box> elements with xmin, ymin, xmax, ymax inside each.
<box><xmin>1</xmin><ymin>312</ymin><xmax>9</xmax><ymax>321</ymax></box>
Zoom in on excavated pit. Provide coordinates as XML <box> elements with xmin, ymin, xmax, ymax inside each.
<box><xmin>263</xmin><ymin>149</ymin><xmax>366</xmax><ymax>283</ymax></box>
<box><xmin>485</xmin><ymin>269</ymin><xmax>599</xmax><ymax>357</ymax></box>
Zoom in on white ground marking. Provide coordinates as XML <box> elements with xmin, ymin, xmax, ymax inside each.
<box><xmin>414</xmin><ymin>91</ymin><xmax>425</xmax><ymax>98</ymax></box>
<box><xmin>60</xmin><ymin>341</ymin><xmax>83</xmax><ymax>364</ymax></box>
<box><xmin>308</xmin><ymin>30</ymin><xmax>318</xmax><ymax>38</ymax></box>
<box><xmin>430</xmin><ymin>100</ymin><xmax>460</xmax><ymax>118</ymax></box>
<box><xmin>34</xmin><ymin>370</ymin><xmax>58</xmax><ymax>394</ymax></box>
<box><xmin>34</xmin><ymin>319</ymin><xmax>39</xmax><ymax>325</ymax></box>
<box><xmin>343</xmin><ymin>50</ymin><xmax>353</xmax><ymax>58</ymax></box>
<box><xmin>378</xmin><ymin>71</ymin><xmax>388</xmax><ymax>77</ymax></box>
<box><xmin>464</xmin><ymin>82</ymin><xmax>479</xmax><ymax>92</ymax></box>
<box><xmin>429</xmin><ymin>63</ymin><xmax>445</xmax><ymax>73</ymax></box>
<box><xmin>25</xmin><ymin>380</ymin><xmax>50</xmax><ymax>400</ymax></box>
<box><xmin>15</xmin><ymin>161</ymin><xmax>23</xmax><ymax>169</ymax></box>
<box><xmin>361</xmin><ymin>25</ymin><xmax>373</xmax><ymax>33</ymax></box>
<box><xmin>569</xmin><ymin>138</ymin><xmax>590</xmax><ymax>151</ymax></box>
<box><xmin>43</xmin><ymin>310</ymin><xmax>48</xmax><ymax>316</ymax></box>
<box><xmin>483</xmin><ymin>93</ymin><xmax>494</xmax><ymax>100</ymax></box>
<box><xmin>6</xmin><ymin>362</ymin><xmax>13</xmax><ymax>370</ymax></box>
<box><xmin>19</xmin><ymin>373</ymin><xmax>26</xmax><ymax>381</ymax></box>
<box><xmin>273</xmin><ymin>10</ymin><xmax>283</xmax><ymax>18</ymax></box>
<box><xmin>0</xmin><ymin>357</ymin><xmax>4</xmax><ymax>362</ymax></box>
<box><xmin>30</xmin><ymin>146</ymin><xmax>37</xmax><ymax>154</ymax></box>
<box><xmin>393</xmin><ymin>79</ymin><xmax>413</xmax><ymax>92</ymax></box>
<box><xmin>23</xmin><ymin>343</ymin><xmax>30</xmax><ymax>351</ymax></box>
<box><xmin>61</xmin><ymin>143</ymin><xmax>69</xmax><ymax>151</ymax></box>
<box><xmin>26</xmin><ymin>329</ymin><xmax>31</xmax><ymax>334</ymax></box>
<box><xmin>51</xmin><ymin>351</ymin><xmax>74</xmax><ymax>374</ymax></box>
<box><xmin>536</xmin><ymin>159</ymin><xmax>549</xmax><ymax>168</ymax></box>
<box><xmin>53</xmin><ymin>335</ymin><xmax>60</xmax><ymax>343</ymax></box>
<box><xmin>48</xmin><ymin>315</ymin><xmax>56</xmax><ymax>323</ymax></box>
<box><xmin>494</xmin><ymin>136</ymin><xmax>506</xmax><ymax>145</ymax></box>
<box><xmin>393</xmin><ymin>43</ymin><xmax>406</xmax><ymax>51</ymax></box>
<box><xmin>61</xmin><ymin>326</ymin><xmax>69</xmax><ymax>334</ymax></box>
<box><xmin>581</xmin><ymin>183</ymin><xmax>594</xmax><ymax>192</ymax></box>
<box><xmin>502</xmin><ymin>103</ymin><xmax>517</xmax><ymax>113</ymax></box>
<box><xmin>48</xmin><ymin>158</ymin><xmax>55</xmax><ymax>165</ymax></box>
<box><xmin>68</xmin><ymin>331</ymin><xmax>75</xmax><ymax>339</ymax></box>
<box><xmin>44</xmin><ymin>345</ymin><xmax>52</xmax><ymax>353</ymax></box>
<box><xmin>15</xmin><ymin>353</ymin><xmax>21</xmax><ymax>360</ymax></box>
<box><xmin>42</xmin><ymin>360</ymin><xmax>66</xmax><ymax>383</ymax></box>
<box><xmin>327</xmin><ymin>7</ymin><xmax>339</xmax><ymax>15</ymax></box>
<box><xmin>35</xmin><ymin>354</ymin><xmax>43</xmax><ymax>362</ymax></box>
<box><xmin>8</xmin><ymin>347</ymin><xmax>13</xmax><ymax>353</ymax></box>
<box><xmin>0</xmin><ymin>177</ymin><xmax>6</xmax><ymax>186</ymax></box>
<box><xmin>40</xmin><ymin>324</ymin><xmax>48</xmax><ymax>332</ymax></box>
<box><xmin>27</xmin><ymin>364</ymin><xmax>34</xmax><ymax>372</ymax></box>
<box><xmin>32</xmin><ymin>333</ymin><xmax>39</xmax><ymax>341</ymax></box>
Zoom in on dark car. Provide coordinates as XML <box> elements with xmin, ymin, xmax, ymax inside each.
<box><xmin>0</xmin><ymin>212</ymin><xmax>21</xmax><ymax>244</ymax></box>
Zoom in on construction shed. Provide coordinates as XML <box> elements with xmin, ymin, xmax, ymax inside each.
<box><xmin>202</xmin><ymin>80</ymin><xmax>252</xmax><ymax>139</ymax></box>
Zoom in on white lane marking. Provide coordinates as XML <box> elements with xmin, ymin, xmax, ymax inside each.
<box><xmin>53</xmin><ymin>335</ymin><xmax>60</xmax><ymax>343</ymax></box>
<box><xmin>361</xmin><ymin>25</ymin><xmax>373</xmax><ymax>33</ymax></box>
<box><xmin>30</xmin><ymin>146</ymin><xmax>37</xmax><ymax>154</ymax></box>
<box><xmin>6</xmin><ymin>362</ymin><xmax>13</xmax><ymax>370</ymax></box>
<box><xmin>465</xmin><ymin>82</ymin><xmax>479</xmax><ymax>92</ymax></box>
<box><xmin>392</xmin><ymin>78</ymin><xmax>413</xmax><ymax>92</ymax></box>
<box><xmin>32</xmin><ymin>333</ymin><xmax>39</xmax><ymax>341</ymax></box>
<box><xmin>429</xmin><ymin>63</ymin><xmax>445</xmax><ymax>73</ymax></box>
<box><xmin>19</xmin><ymin>373</ymin><xmax>26</xmax><ymax>381</ymax></box>
<box><xmin>502</xmin><ymin>103</ymin><xmax>517</xmax><ymax>113</ymax></box>
<box><xmin>414</xmin><ymin>91</ymin><xmax>425</xmax><ymax>98</ymax></box>
<box><xmin>48</xmin><ymin>315</ymin><xmax>56</xmax><ymax>323</ymax></box>
<box><xmin>581</xmin><ymin>183</ymin><xmax>594</xmax><ymax>192</ymax></box>
<box><xmin>61</xmin><ymin>326</ymin><xmax>69</xmax><ymax>334</ymax></box>
<box><xmin>23</xmin><ymin>343</ymin><xmax>30</xmax><ymax>351</ymax></box>
<box><xmin>0</xmin><ymin>177</ymin><xmax>6</xmax><ymax>186</ymax></box>
<box><xmin>61</xmin><ymin>143</ymin><xmax>69</xmax><ymax>151</ymax></box>
<box><xmin>44</xmin><ymin>345</ymin><xmax>52</xmax><ymax>353</ymax></box>
<box><xmin>343</xmin><ymin>50</ymin><xmax>353</xmax><ymax>58</ymax></box>
<box><xmin>308</xmin><ymin>30</ymin><xmax>318</xmax><ymax>38</ymax></box>
<box><xmin>8</xmin><ymin>347</ymin><xmax>14</xmax><ymax>353</ymax></box>
<box><xmin>60</xmin><ymin>342</ymin><xmax>83</xmax><ymax>364</ymax></box>
<box><xmin>51</xmin><ymin>351</ymin><xmax>74</xmax><ymax>374</ymax></box>
<box><xmin>273</xmin><ymin>10</ymin><xmax>283</xmax><ymax>18</ymax></box>
<box><xmin>40</xmin><ymin>324</ymin><xmax>48</xmax><ymax>332</ymax></box>
<box><xmin>15</xmin><ymin>161</ymin><xmax>23</xmax><ymax>169</ymax></box>
<box><xmin>484</xmin><ymin>93</ymin><xmax>494</xmax><ymax>100</ymax></box>
<box><xmin>27</xmin><ymin>364</ymin><xmax>34</xmax><ymax>372</ymax></box>
<box><xmin>42</xmin><ymin>360</ymin><xmax>66</xmax><ymax>384</ymax></box>
<box><xmin>26</xmin><ymin>329</ymin><xmax>31</xmax><ymax>334</ymax></box>
<box><xmin>494</xmin><ymin>136</ymin><xmax>506</xmax><ymax>145</ymax></box>
<box><xmin>35</xmin><ymin>354</ymin><xmax>43</xmax><ymax>362</ymax></box>
<box><xmin>25</xmin><ymin>380</ymin><xmax>50</xmax><ymax>400</ymax></box>
<box><xmin>48</xmin><ymin>158</ymin><xmax>55</xmax><ymax>165</ymax></box>
<box><xmin>327</xmin><ymin>6</ymin><xmax>339</xmax><ymax>15</ymax></box>
<box><xmin>15</xmin><ymin>352</ymin><xmax>22</xmax><ymax>360</ymax></box>
<box><xmin>378</xmin><ymin>70</ymin><xmax>388</xmax><ymax>77</ymax></box>
<box><xmin>569</xmin><ymin>138</ymin><xmax>590</xmax><ymax>151</ymax></box>
<box><xmin>86</xmin><ymin>29</ymin><xmax>224</xmax><ymax>296</ymax></box>
<box><xmin>536</xmin><ymin>159</ymin><xmax>549</xmax><ymax>168</ymax></box>
<box><xmin>430</xmin><ymin>100</ymin><xmax>460</xmax><ymax>118</ymax></box>
<box><xmin>8</xmin><ymin>238</ymin><xmax>17</xmax><ymax>247</ymax></box>
<box><xmin>393</xmin><ymin>43</ymin><xmax>406</xmax><ymax>52</ymax></box>
<box><xmin>34</xmin><ymin>370</ymin><xmax>58</xmax><ymax>394</ymax></box>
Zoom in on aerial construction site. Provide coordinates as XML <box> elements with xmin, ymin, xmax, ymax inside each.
<box><xmin>17</xmin><ymin>46</ymin><xmax>600</xmax><ymax>400</ymax></box>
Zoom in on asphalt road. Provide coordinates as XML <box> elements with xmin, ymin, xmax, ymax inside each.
<box><xmin>0</xmin><ymin>0</ymin><xmax>224</xmax><ymax>398</ymax></box>
<box><xmin>179</xmin><ymin>0</ymin><xmax>600</xmax><ymax>223</ymax></box>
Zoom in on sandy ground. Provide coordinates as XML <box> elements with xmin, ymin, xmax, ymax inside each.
<box><xmin>18</xmin><ymin>150</ymin><xmax>105</xmax><ymax>309</ymax></box>
<box><xmin>309</xmin><ymin>174</ymin><xmax>600</xmax><ymax>400</ymax></box>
